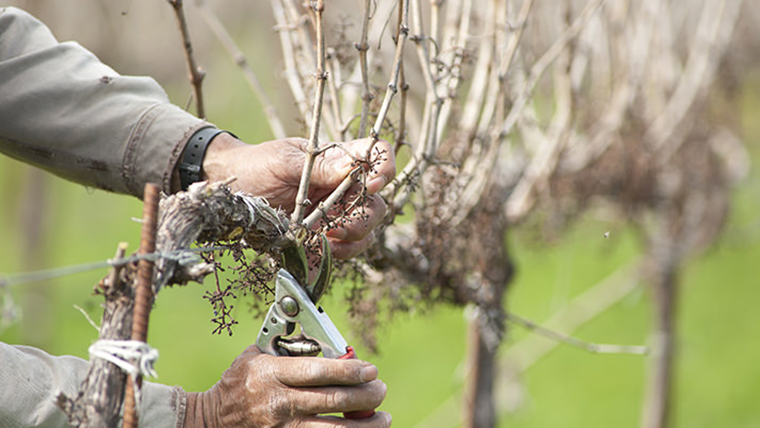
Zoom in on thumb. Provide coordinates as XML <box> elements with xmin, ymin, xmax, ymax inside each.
<box><xmin>311</xmin><ymin>147</ymin><xmax>356</xmax><ymax>190</ymax></box>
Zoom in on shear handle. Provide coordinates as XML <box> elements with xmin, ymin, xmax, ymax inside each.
<box><xmin>338</xmin><ymin>346</ymin><xmax>377</xmax><ymax>419</ymax></box>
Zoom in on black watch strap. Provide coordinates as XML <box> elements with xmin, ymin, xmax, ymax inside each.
<box><xmin>178</xmin><ymin>126</ymin><xmax>229</xmax><ymax>191</ymax></box>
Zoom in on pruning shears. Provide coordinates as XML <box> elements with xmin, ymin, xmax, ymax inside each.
<box><xmin>256</xmin><ymin>235</ymin><xmax>375</xmax><ymax>419</ymax></box>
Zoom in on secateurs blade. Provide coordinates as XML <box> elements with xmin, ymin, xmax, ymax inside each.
<box><xmin>279</xmin><ymin>234</ymin><xmax>332</xmax><ymax>305</ymax></box>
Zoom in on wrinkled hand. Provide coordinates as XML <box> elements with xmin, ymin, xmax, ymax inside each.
<box><xmin>201</xmin><ymin>134</ymin><xmax>396</xmax><ymax>259</ymax></box>
<box><xmin>184</xmin><ymin>345</ymin><xmax>391</xmax><ymax>428</ymax></box>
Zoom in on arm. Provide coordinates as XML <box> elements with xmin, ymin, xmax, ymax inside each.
<box><xmin>0</xmin><ymin>342</ymin><xmax>181</xmax><ymax>428</ymax></box>
<box><xmin>0</xmin><ymin>6</ymin><xmax>396</xmax><ymax>254</ymax></box>
<box><xmin>0</xmin><ymin>7</ymin><xmax>394</xmax><ymax>427</ymax></box>
<box><xmin>0</xmin><ymin>7</ymin><xmax>205</xmax><ymax>198</ymax></box>
<box><xmin>0</xmin><ymin>341</ymin><xmax>392</xmax><ymax>428</ymax></box>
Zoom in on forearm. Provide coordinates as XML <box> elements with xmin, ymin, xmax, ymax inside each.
<box><xmin>0</xmin><ymin>342</ymin><xmax>185</xmax><ymax>428</ymax></box>
<box><xmin>0</xmin><ymin>7</ymin><xmax>205</xmax><ymax>198</ymax></box>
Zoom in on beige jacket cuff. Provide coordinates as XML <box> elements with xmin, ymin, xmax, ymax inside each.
<box><xmin>123</xmin><ymin>104</ymin><xmax>209</xmax><ymax>198</ymax></box>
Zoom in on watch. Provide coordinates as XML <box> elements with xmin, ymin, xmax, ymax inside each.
<box><xmin>178</xmin><ymin>126</ymin><xmax>230</xmax><ymax>191</ymax></box>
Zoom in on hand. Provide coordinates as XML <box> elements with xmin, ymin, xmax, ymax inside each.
<box><xmin>184</xmin><ymin>345</ymin><xmax>392</xmax><ymax>428</ymax></box>
<box><xmin>201</xmin><ymin>134</ymin><xmax>396</xmax><ymax>259</ymax></box>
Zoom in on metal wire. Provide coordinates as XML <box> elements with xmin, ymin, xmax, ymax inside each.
<box><xmin>0</xmin><ymin>245</ymin><xmax>228</xmax><ymax>288</ymax></box>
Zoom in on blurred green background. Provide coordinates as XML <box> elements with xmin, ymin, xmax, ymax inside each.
<box><xmin>1</xmin><ymin>1</ymin><xmax>760</xmax><ymax>427</ymax></box>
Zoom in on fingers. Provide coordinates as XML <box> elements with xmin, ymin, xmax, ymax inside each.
<box><xmin>259</xmin><ymin>353</ymin><xmax>388</xmax><ymax>424</ymax></box>
<box><xmin>324</xmin><ymin>193</ymin><xmax>385</xmax><ymax>258</ymax></box>
<box><xmin>287</xmin><ymin>380</ymin><xmax>387</xmax><ymax>416</ymax></box>
<box><xmin>291</xmin><ymin>411</ymin><xmax>392</xmax><ymax>428</ymax></box>
<box><xmin>268</xmin><ymin>353</ymin><xmax>378</xmax><ymax>386</ymax></box>
<box><xmin>213</xmin><ymin>346</ymin><xmax>390</xmax><ymax>428</ymax></box>
<box><xmin>312</xmin><ymin>166</ymin><xmax>387</xmax><ymax>259</ymax></box>
<box><xmin>325</xmin><ymin>194</ymin><xmax>386</xmax><ymax>241</ymax></box>
<box><xmin>204</xmin><ymin>136</ymin><xmax>394</xmax><ymax>260</ymax></box>
<box><xmin>328</xmin><ymin>233</ymin><xmax>374</xmax><ymax>260</ymax></box>
<box><xmin>315</xmin><ymin>138</ymin><xmax>396</xmax><ymax>195</ymax></box>
<box><xmin>347</xmin><ymin>138</ymin><xmax>395</xmax><ymax>195</ymax></box>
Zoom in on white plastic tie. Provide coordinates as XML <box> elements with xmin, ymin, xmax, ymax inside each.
<box><xmin>88</xmin><ymin>339</ymin><xmax>159</xmax><ymax>379</ymax></box>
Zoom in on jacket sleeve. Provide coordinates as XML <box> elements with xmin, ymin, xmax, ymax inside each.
<box><xmin>0</xmin><ymin>342</ymin><xmax>188</xmax><ymax>428</ymax></box>
<box><xmin>0</xmin><ymin>7</ymin><xmax>207</xmax><ymax>198</ymax></box>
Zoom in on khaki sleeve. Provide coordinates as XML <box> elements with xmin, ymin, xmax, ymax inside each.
<box><xmin>0</xmin><ymin>342</ymin><xmax>185</xmax><ymax>428</ymax></box>
<box><xmin>0</xmin><ymin>7</ymin><xmax>207</xmax><ymax>198</ymax></box>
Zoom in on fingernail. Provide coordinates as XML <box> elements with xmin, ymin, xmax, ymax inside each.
<box><xmin>366</xmin><ymin>174</ymin><xmax>388</xmax><ymax>194</ymax></box>
<box><xmin>335</xmin><ymin>155</ymin><xmax>355</xmax><ymax>174</ymax></box>
<box><xmin>361</xmin><ymin>365</ymin><xmax>379</xmax><ymax>382</ymax></box>
<box><xmin>325</xmin><ymin>228</ymin><xmax>348</xmax><ymax>240</ymax></box>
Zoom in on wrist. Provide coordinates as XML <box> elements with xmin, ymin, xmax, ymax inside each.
<box><xmin>177</xmin><ymin>127</ymin><xmax>237</xmax><ymax>191</ymax></box>
<box><xmin>200</xmin><ymin>132</ymin><xmax>247</xmax><ymax>184</ymax></box>
<box><xmin>183</xmin><ymin>390</ymin><xmax>219</xmax><ymax>428</ymax></box>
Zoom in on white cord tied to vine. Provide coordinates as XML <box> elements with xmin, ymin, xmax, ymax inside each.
<box><xmin>89</xmin><ymin>339</ymin><xmax>159</xmax><ymax>379</ymax></box>
<box><xmin>89</xmin><ymin>339</ymin><xmax>159</xmax><ymax>409</ymax></box>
